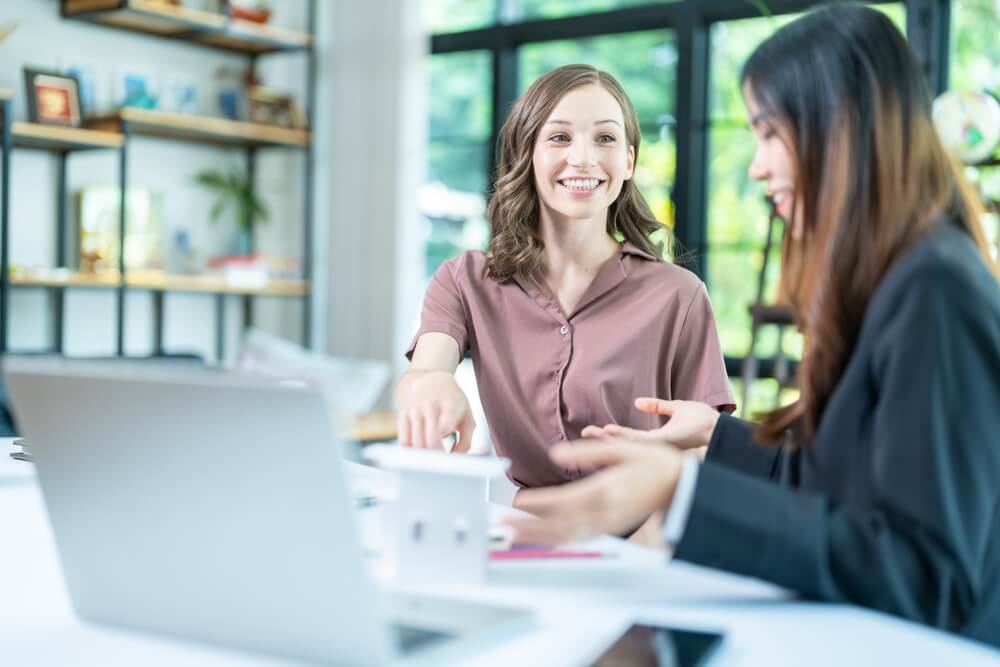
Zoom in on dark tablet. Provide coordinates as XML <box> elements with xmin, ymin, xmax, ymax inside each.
<box><xmin>590</xmin><ymin>623</ymin><xmax>725</xmax><ymax>667</ymax></box>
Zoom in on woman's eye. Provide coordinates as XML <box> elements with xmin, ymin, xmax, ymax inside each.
<box><xmin>596</xmin><ymin>134</ymin><xmax>616</xmax><ymax>144</ymax></box>
<box><xmin>548</xmin><ymin>133</ymin><xmax>570</xmax><ymax>142</ymax></box>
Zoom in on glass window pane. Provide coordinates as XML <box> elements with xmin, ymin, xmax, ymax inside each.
<box><xmin>730</xmin><ymin>378</ymin><xmax>799</xmax><ymax>420</ymax></box>
<box><xmin>507</xmin><ymin>0</ymin><xmax>678</xmax><ymax>23</ymax></box>
<box><xmin>518</xmin><ymin>29</ymin><xmax>677</xmax><ymax>231</ymax></box>
<box><xmin>949</xmin><ymin>0</ymin><xmax>1000</xmax><ymax>260</ymax></box>
<box><xmin>949</xmin><ymin>0</ymin><xmax>1000</xmax><ymax>95</ymax></box>
<box><xmin>423</xmin><ymin>51</ymin><xmax>493</xmax><ymax>278</ymax></box>
<box><xmin>422</xmin><ymin>0</ymin><xmax>497</xmax><ymax>34</ymax></box>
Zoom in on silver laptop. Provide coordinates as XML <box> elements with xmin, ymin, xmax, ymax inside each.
<box><xmin>4</xmin><ymin>356</ymin><xmax>529</xmax><ymax>665</ymax></box>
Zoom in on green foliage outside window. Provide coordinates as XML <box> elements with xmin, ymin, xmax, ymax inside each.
<box><xmin>949</xmin><ymin>0</ymin><xmax>1000</xmax><ymax>252</ymax></box>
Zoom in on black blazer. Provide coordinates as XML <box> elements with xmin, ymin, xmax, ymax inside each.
<box><xmin>675</xmin><ymin>219</ymin><xmax>1000</xmax><ymax>647</ymax></box>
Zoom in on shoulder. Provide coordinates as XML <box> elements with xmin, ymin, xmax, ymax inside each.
<box><xmin>431</xmin><ymin>250</ymin><xmax>488</xmax><ymax>285</ymax></box>
<box><xmin>870</xmin><ymin>220</ymin><xmax>1000</xmax><ymax>319</ymax></box>
<box><xmin>626</xmin><ymin>255</ymin><xmax>707</xmax><ymax>303</ymax></box>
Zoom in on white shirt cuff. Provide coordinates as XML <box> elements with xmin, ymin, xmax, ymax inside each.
<box><xmin>662</xmin><ymin>452</ymin><xmax>700</xmax><ymax>548</ymax></box>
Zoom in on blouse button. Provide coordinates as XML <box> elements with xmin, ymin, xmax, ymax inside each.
<box><xmin>559</xmin><ymin>325</ymin><xmax>569</xmax><ymax>335</ymax></box>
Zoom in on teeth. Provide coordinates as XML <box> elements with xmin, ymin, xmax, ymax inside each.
<box><xmin>561</xmin><ymin>178</ymin><xmax>600</xmax><ymax>191</ymax></box>
<box><xmin>772</xmin><ymin>192</ymin><xmax>787</xmax><ymax>204</ymax></box>
<box><xmin>562</xmin><ymin>178</ymin><xmax>600</xmax><ymax>190</ymax></box>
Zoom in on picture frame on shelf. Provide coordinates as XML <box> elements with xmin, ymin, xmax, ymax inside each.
<box><xmin>248</xmin><ymin>87</ymin><xmax>304</xmax><ymax>128</ymax></box>
<box><xmin>58</xmin><ymin>59</ymin><xmax>99</xmax><ymax>117</ymax></box>
<box><xmin>23</xmin><ymin>67</ymin><xmax>83</xmax><ymax>127</ymax></box>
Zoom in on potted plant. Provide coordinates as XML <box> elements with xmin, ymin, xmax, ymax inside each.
<box><xmin>195</xmin><ymin>169</ymin><xmax>269</xmax><ymax>256</ymax></box>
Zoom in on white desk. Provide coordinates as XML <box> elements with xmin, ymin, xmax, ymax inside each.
<box><xmin>2</xmin><ymin>452</ymin><xmax>997</xmax><ymax>666</ymax></box>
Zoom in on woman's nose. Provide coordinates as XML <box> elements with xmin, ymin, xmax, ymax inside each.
<box><xmin>748</xmin><ymin>146</ymin><xmax>767</xmax><ymax>181</ymax></box>
<box><xmin>567</xmin><ymin>140</ymin><xmax>595</xmax><ymax>167</ymax></box>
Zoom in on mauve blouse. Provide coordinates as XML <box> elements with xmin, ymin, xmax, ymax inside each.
<box><xmin>406</xmin><ymin>243</ymin><xmax>735</xmax><ymax>488</ymax></box>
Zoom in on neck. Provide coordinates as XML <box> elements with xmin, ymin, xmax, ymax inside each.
<box><xmin>538</xmin><ymin>204</ymin><xmax>620</xmax><ymax>279</ymax></box>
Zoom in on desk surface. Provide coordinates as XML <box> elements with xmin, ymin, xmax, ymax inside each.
<box><xmin>1</xmin><ymin>452</ymin><xmax>996</xmax><ymax>666</ymax></box>
<box><xmin>347</xmin><ymin>410</ymin><xmax>397</xmax><ymax>443</ymax></box>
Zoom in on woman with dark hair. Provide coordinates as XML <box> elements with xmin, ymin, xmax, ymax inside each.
<box><xmin>396</xmin><ymin>65</ymin><xmax>734</xmax><ymax>501</ymax></box>
<box><xmin>509</xmin><ymin>4</ymin><xmax>1000</xmax><ymax>645</ymax></box>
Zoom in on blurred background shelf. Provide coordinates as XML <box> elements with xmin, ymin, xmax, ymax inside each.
<box><xmin>12</xmin><ymin>122</ymin><xmax>124</xmax><ymax>152</ymax></box>
<box><xmin>10</xmin><ymin>269</ymin><xmax>307</xmax><ymax>297</ymax></box>
<box><xmin>11</xmin><ymin>270</ymin><xmax>120</xmax><ymax>290</ymax></box>
<box><xmin>127</xmin><ymin>270</ymin><xmax>308</xmax><ymax>296</ymax></box>
<box><xmin>89</xmin><ymin>109</ymin><xmax>309</xmax><ymax>148</ymax></box>
<box><xmin>61</xmin><ymin>0</ymin><xmax>312</xmax><ymax>54</ymax></box>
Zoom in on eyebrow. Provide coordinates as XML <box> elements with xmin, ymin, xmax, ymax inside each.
<box><xmin>543</xmin><ymin>119</ymin><xmax>623</xmax><ymax>127</ymax></box>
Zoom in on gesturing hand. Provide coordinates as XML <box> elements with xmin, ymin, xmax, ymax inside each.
<box><xmin>581</xmin><ymin>398</ymin><xmax>720</xmax><ymax>452</ymax></box>
<box><xmin>396</xmin><ymin>370</ymin><xmax>475</xmax><ymax>452</ymax></box>
<box><xmin>504</xmin><ymin>438</ymin><xmax>684</xmax><ymax>545</ymax></box>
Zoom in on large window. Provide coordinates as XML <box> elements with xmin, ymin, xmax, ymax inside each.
<box><xmin>508</xmin><ymin>0</ymin><xmax>679</xmax><ymax>22</ymax></box>
<box><xmin>422</xmin><ymin>51</ymin><xmax>493</xmax><ymax>278</ymax></box>
<box><xmin>949</xmin><ymin>0</ymin><xmax>1000</xmax><ymax>254</ymax></box>
<box><xmin>422</xmin><ymin>0</ymin><xmax>496</xmax><ymax>34</ymax></box>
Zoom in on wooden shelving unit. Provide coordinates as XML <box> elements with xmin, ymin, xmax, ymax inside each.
<box><xmin>10</xmin><ymin>270</ymin><xmax>121</xmax><ymax>290</ymax></box>
<box><xmin>10</xmin><ymin>269</ymin><xmax>307</xmax><ymax>297</ymax></box>
<box><xmin>61</xmin><ymin>0</ymin><xmax>312</xmax><ymax>54</ymax></box>
<box><xmin>89</xmin><ymin>108</ymin><xmax>309</xmax><ymax>148</ymax></box>
<box><xmin>12</xmin><ymin>122</ymin><xmax>124</xmax><ymax>151</ymax></box>
<box><xmin>0</xmin><ymin>3</ymin><xmax>317</xmax><ymax>361</ymax></box>
<box><xmin>126</xmin><ymin>270</ymin><xmax>308</xmax><ymax>296</ymax></box>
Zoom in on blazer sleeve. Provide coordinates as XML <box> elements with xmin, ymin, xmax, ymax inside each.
<box><xmin>674</xmin><ymin>263</ymin><xmax>1000</xmax><ymax>636</ymax></box>
<box><xmin>704</xmin><ymin>413</ymin><xmax>783</xmax><ymax>481</ymax></box>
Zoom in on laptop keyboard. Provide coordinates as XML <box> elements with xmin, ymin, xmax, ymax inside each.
<box><xmin>392</xmin><ymin>624</ymin><xmax>452</xmax><ymax>652</ymax></box>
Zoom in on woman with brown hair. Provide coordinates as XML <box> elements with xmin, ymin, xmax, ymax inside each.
<box><xmin>396</xmin><ymin>64</ymin><xmax>734</xmax><ymax>495</ymax></box>
<box><xmin>509</xmin><ymin>4</ymin><xmax>1000</xmax><ymax>645</ymax></box>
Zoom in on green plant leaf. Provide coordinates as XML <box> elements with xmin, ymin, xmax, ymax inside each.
<box><xmin>208</xmin><ymin>196</ymin><xmax>229</xmax><ymax>223</ymax></box>
<box><xmin>251</xmin><ymin>196</ymin><xmax>270</xmax><ymax>222</ymax></box>
<box><xmin>196</xmin><ymin>171</ymin><xmax>231</xmax><ymax>190</ymax></box>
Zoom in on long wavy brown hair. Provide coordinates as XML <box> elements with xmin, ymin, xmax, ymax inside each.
<box><xmin>746</xmin><ymin>5</ymin><xmax>998</xmax><ymax>445</ymax></box>
<box><xmin>485</xmin><ymin>64</ymin><xmax>668</xmax><ymax>282</ymax></box>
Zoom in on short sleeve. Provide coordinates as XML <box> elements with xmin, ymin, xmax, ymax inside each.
<box><xmin>404</xmin><ymin>258</ymin><xmax>471</xmax><ymax>360</ymax></box>
<box><xmin>671</xmin><ymin>283</ymin><xmax>736</xmax><ymax>411</ymax></box>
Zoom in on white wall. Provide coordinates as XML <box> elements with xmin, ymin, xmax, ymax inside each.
<box><xmin>319</xmin><ymin>0</ymin><xmax>426</xmax><ymax>382</ymax></box>
<box><xmin>0</xmin><ymin>0</ymin><xmax>310</xmax><ymax>362</ymax></box>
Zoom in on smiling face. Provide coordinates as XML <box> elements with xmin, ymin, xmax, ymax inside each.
<box><xmin>745</xmin><ymin>85</ymin><xmax>803</xmax><ymax>236</ymax></box>
<box><xmin>532</xmin><ymin>84</ymin><xmax>635</xmax><ymax>225</ymax></box>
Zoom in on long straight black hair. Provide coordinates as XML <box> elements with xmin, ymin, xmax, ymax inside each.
<box><xmin>741</xmin><ymin>3</ymin><xmax>994</xmax><ymax>443</ymax></box>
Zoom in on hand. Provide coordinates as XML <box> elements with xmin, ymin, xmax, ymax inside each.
<box><xmin>504</xmin><ymin>438</ymin><xmax>684</xmax><ymax>545</ymax></box>
<box><xmin>395</xmin><ymin>370</ymin><xmax>475</xmax><ymax>452</ymax></box>
<box><xmin>581</xmin><ymin>398</ymin><xmax>720</xmax><ymax>452</ymax></box>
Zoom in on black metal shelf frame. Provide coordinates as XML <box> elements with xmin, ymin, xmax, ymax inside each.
<box><xmin>0</xmin><ymin>2</ymin><xmax>317</xmax><ymax>362</ymax></box>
